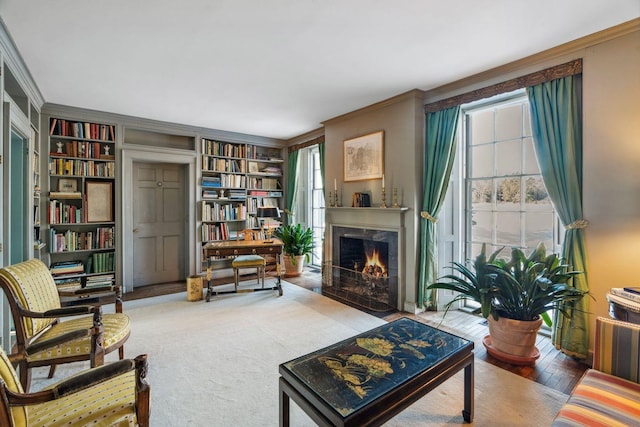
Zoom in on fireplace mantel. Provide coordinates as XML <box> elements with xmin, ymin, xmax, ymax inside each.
<box><xmin>325</xmin><ymin>207</ymin><xmax>409</xmax><ymax>229</ymax></box>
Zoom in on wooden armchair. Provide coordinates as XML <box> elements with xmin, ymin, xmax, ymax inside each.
<box><xmin>0</xmin><ymin>259</ymin><xmax>130</xmax><ymax>391</ymax></box>
<box><xmin>0</xmin><ymin>346</ymin><xmax>149</xmax><ymax>426</ymax></box>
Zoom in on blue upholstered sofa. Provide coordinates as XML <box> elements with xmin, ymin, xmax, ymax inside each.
<box><xmin>552</xmin><ymin>317</ymin><xmax>640</xmax><ymax>426</ymax></box>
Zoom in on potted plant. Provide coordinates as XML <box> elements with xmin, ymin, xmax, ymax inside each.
<box><xmin>427</xmin><ymin>243</ymin><xmax>585</xmax><ymax>363</ymax></box>
<box><xmin>273</xmin><ymin>224</ymin><xmax>314</xmax><ymax>277</ymax></box>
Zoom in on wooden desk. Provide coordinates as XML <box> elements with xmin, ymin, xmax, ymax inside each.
<box><xmin>203</xmin><ymin>239</ymin><xmax>283</xmax><ymax>302</ymax></box>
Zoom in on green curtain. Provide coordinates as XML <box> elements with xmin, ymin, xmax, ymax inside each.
<box><xmin>285</xmin><ymin>150</ymin><xmax>299</xmax><ymax>225</ymax></box>
<box><xmin>418</xmin><ymin>106</ymin><xmax>460</xmax><ymax>309</ymax></box>
<box><xmin>526</xmin><ymin>75</ymin><xmax>589</xmax><ymax>359</ymax></box>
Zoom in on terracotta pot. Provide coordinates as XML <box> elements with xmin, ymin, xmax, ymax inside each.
<box><xmin>283</xmin><ymin>255</ymin><xmax>305</xmax><ymax>277</ymax></box>
<box><xmin>487</xmin><ymin>316</ymin><xmax>543</xmax><ymax>358</ymax></box>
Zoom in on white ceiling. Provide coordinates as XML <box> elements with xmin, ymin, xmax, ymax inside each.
<box><xmin>1</xmin><ymin>1</ymin><xmax>638</xmax><ymax>140</ymax></box>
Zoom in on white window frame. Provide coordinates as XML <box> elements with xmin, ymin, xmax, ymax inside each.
<box><xmin>438</xmin><ymin>90</ymin><xmax>563</xmax><ymax>312</ymax></box>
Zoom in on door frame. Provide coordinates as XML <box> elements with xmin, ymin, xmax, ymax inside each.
<box><xmin>2</xmin><ymin>98</ymin><xmax>32</xmax><ymax>265</ymax></box>
<box><xmin>1</xmin><ymin>96</ymin><xmax>32</xmax><ymax>353</ymax></box>
<box><xmin>121</xmin><ymin>146</ymin><xmax>197</xmax><ymax>293</ymax></box>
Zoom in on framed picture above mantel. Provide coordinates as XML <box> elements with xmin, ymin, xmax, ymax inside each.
<box><xmin>343</xmin><ymin>130</ymin><xmax>384</xmax><ymax>182</ymax></box>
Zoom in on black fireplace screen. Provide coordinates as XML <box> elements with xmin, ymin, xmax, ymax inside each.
<box><xmin>322</xmin><ymin>226</ymin><xmax>398</xmax><ymax>312</ymax></box>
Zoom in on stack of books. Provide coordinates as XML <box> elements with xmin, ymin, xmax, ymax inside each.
<box><xmin>86</xmin><ymin>274</ymin><xmax>115</xmax><ymax>288</ymax></box>
<box><xmin>50</xmin><ymin>261</ymin><xmax>84</xmax><ymax>277</ymax></box>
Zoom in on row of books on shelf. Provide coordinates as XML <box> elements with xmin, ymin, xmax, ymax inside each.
<box><xmin>50</xmin><ymin>140</ymin><xmax>114</xmax><ymax>160</ymax></box>
<box><xmin>50</xmin><ymin>118</ymin><xmax>115</xmax><ymax>141</ymax></box>
<box><xmin>248</xmin><ymin>177</ymin><xmax>279</xmax><ymax>190</ymax></box>
<box><xmin>609</xmin><ymin>287</ymin><xmax>640</xmax><ymax>303</ymax></box>
<box><xmin>55</xmin><ymin>273</ymin><xmax>115</xmax><ymax>292</ymax></box>
<box><xmin>49</xmin><ymin>158</ymin><xmax>115</xmax><ymax>177</ymax></box>
<box><xmin>201</xmin><ymin>139</ymin><xmax>247</xmax><ymax>158</ymax></box>
<box><xmin>87</xmin><ymin>252</ymin><xmax>116</xmax><ymax>274</ymax></box>
<box><xmin>202</xmin><ymin>201</ymin><xmax>247</xmax><ymax>222</ymax></box>
<box><xmin>49</xmin><ymin>227</ymin><xmax>115</xmax><ymax>252</ymax></box>
<box><xmin>248</xmin><ymin>190</ymin><xmax>282</xmax><ymax>197</ymax></box>
<box><xmin>248</xmin><ymin>197</ymin><xmax>278</xmax><ymax>213</ymax></box>
<box><xmin>51</xmin><ymin>254</ymin><xmax>115</xmax><ymax>277</ymax></box>
<box><xmin>202</xmin><ymin>157</ymin><xmax>245</xmax><ymax>173</ymax></box>
<box><xmin>201</xmin><ymin>222</ymin><xmax>232</xmax><ymax>241</ymax></box>
<box><xmin>247</xmin><ymin>145</ymin><xmax>282</xmax><ymax>161</ymax></box>
<box><xmin>49</xmin><ymin>201</ymin><xmax>83</xmax><ymax>224</ymax></box>
<box><xmin>201</xmin><ymin>174</ymin><xmax>246</xmax><ymax>189</ymax></box>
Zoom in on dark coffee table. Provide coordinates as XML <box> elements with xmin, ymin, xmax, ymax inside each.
<box><xmin>279</xmin><ymin>317</ymin><xmax>474</xmax><ymax>426</ymax></box>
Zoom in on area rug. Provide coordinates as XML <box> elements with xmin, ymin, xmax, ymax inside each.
<box><xmin>31</xmin><ymin>281</ymin><xmax>568</xmax><ymax>426</ymax></box>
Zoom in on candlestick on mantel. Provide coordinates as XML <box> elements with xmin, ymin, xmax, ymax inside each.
<box><xmin>382</xmin><ymin>174</ymin><xmax>385</xmax><ymax>188</ymax></box>
<box><xmin>334</xmin><ymin>178</ymin><xmax>337</xmax><ymax>191</ymax></box>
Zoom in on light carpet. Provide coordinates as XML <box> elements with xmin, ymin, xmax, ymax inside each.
<box><xmin>31</xmin><ymin>281</ymin><xmax>568</xmax><ymax>426</ymax></box>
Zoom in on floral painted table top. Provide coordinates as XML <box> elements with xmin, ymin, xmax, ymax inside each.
<box><xmin>281</xmin><ymin>317</ymin><xmax>472</xmax><ymax>417</ymax></box>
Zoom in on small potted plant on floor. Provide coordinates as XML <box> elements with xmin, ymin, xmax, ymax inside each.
<box><xmin>273</xmin><ymin>223</ymin><xmax>314</xmax><ymax>277</ymax></box>
<box><xmin>427</xmin><ymin>243</ymin><xmax>586</xmax><ymax>364</ymax></box>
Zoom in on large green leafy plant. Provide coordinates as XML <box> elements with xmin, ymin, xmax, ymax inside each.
<box><xmin>273</xmin><ymin>224</ymin><xmax>314</xmax><ymax>265</ymax></box>
<box><xmin>427</xmin><ymin>243</ymin><xmax>585</xmax><ymax>325</ymax></box>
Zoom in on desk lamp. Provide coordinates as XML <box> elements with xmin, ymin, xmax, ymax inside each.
<box><xmin>256</xmin><ymin>207</ymin><xmax>280</xmax><ymax>242</ymax></box>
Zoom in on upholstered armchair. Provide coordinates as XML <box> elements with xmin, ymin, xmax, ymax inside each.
<box><xmin>0</xmin><ymin>259</ymin><xmax>130</xmax><ymax>391</ymax></box>
<box><xmin>0</xmin><ymin>346</ymin><xmax>149</xmax><ymax>426</ymax></box>
<box><xmin>553</xmin><ymin>317</ymin><xmax>640</xmax><ymax>425</ymax></box>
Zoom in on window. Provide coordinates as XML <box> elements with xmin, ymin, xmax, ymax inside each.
<box><xmin>293</xmin><ymin>145</ymin><xmax>325</xmax><ymax>268</ymax></box>
<box><xmin>463</xmin><ymin>91</ymin><xmax>561</xmax><ymax>261</ymax></box>
<box><xmin>308</xmin><ymin>146</ymin><xmax>325</xmax><ymax>267</ymax></box>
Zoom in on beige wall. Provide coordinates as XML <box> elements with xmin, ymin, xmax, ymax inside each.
<box><xmin>582</xmin><ymin>30</ymin><xmax>640</xmax><ymax>327</ymax></box>
<box><xmin>322</xmin><ymin>22</ymin><xmax>640</xmax><ymax>351</ymax></box>
<box><xmin>322</xmin><ymin>90</ymin><xmax>424</xmax><ymax>312</ymax></box>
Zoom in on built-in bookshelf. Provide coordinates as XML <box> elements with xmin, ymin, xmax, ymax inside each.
<box><xmin>245</xmin><ymin>144</ymin><xmax>284</xmax><ymax>229</ymax></box>
<box><xmin>199</xmin><ymin>138</ymin><xmax>283</xmax><ymax>254</ymax></box>
<box><xmin>47</xmin><ymin>117</ymin><xmax>117</xmax><ymax>294</ymax></box>
<box><xmin>32</xmin><ymin>125</ymin><xmax>44</xmax><ymax>256</ymax></box>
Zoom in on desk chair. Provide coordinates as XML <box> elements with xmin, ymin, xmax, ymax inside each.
<box><xmin>232</xmin><ymin>229</ymin><xmax>266</xmax><ymax>291</ymax></box>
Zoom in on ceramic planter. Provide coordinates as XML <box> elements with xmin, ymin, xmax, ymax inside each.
<box><xmin>487</xmin><ymin>316</ymin><xmax>543</xmax><ymax>357</ymax></box>
<box><xmin>283</xmin><ymin>255</ymin><xmax>305</xmax><ymax>277</ymax></box>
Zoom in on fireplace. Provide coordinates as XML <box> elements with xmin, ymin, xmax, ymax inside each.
<box><xmin>322</xmin><ymin>226</ymin><xmax>398</xmax><ymax>312</ymax></box>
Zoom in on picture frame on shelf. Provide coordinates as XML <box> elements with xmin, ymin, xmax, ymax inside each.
<box><xmin>248</xmin><ymin>161</ymin><xmax>259</xmax><ymax>173</ymax></box>
<box><xmin>86</xmin><ymin>181</ymin><xmax>113</xmax><ymax>222</ymax></box>
<box><xmin>58</xmin><ymin>178</ymin><xmax>78</xmax><ymax>192</ymax></box>
<box><xmin>343</xmin><ymin>130</ymin><xmax>384</xmax><ymax>182</ymax></box>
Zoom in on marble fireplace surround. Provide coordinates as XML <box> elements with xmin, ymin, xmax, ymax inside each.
<box><xmin>324</xmin><ymin>207</ymin><xmax>409</xmax><ymax>311</ymax></box>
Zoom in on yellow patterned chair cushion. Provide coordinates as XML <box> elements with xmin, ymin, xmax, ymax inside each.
<box><xmin>232</xmin><ymin>254</ymin><xmax>266</xmax><ymax>268</ymax></box>
<box><xmin>27</xmin><ymin>370</ymin><xmax>138</xmax><ymax>427</ymax></box>
<box><xmin>26</xmin><ymin>313</ymin><xmax>131</xmax><ymax>363</ymax></box>
<box><xmin>0</xmin><ymin>347</ymin><xmax>144</xmax><ymax>427</ymax></box>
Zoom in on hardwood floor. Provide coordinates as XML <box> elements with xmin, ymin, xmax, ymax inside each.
<box><xmin>130</xmin><ymin>268</ymin><xmax>588</xmax><ymax>395</ymax></box>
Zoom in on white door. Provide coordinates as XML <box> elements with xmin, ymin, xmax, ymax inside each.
<box><xmin>132</xmin><ymin>162</ymin><xmax>186</xmax><ymax>286</ymax></box>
